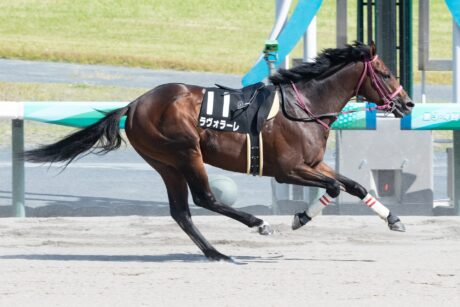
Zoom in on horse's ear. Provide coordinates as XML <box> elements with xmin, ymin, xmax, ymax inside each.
<box><xmin>369</xmin><ymin>41</ymin><xmax>377</xmax><ymax>56</ymax></box>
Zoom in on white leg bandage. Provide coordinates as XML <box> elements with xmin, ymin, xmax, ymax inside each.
<box><xmin>306</xmin><ymin>193</ymin><xmax>333</xmax><ymax>218</ymax></box>
<box><xmin>362</xmin><ymin>193</ymin><xmax>390</xmax><ymax>220</ymax></box>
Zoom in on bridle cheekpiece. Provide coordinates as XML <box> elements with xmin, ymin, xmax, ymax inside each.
<box><xmin>354</xmin><ymin>55</ymin><xmax>403</xmax><ymax>113</ymax></box>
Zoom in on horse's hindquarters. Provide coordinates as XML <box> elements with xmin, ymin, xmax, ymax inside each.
<box><xmin>125</xmin><ymin>83</ymin><xmax>205</xmax><ymax>166</ymax></box>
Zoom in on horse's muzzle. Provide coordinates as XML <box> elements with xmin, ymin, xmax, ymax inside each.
<box><xmin>393</xmin><ymin>98</ymin><xmax>414</xmax><ymax>118</ymax></box>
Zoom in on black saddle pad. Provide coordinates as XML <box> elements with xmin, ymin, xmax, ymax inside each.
<box><xmin>198</xmin><ymin>84</ymin><xmax>275</xmax><ymax>134</ymax></box>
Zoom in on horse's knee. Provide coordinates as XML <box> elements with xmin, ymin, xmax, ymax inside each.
<box><xmin>348</xmin><ymin>182</ymin><xmax>367</xmax><ymax>199</ymax></box>
<box><xmin>326</xmin><ymin>181</ymin><xmax>341</xmax><ymax>198</ymax></box>
<box><xmin>337</xmin><ymin>175</ymin><xmax>368</xmax><ymax>199</ymax></box>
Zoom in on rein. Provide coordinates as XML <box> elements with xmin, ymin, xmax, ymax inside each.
<box><xmin>289</xmin><ymin>55</ymin><xmax>403</xmax><ymax>129</ymax></box>
<box><xmin>290</xmin><ymin>81</ymin><xmax>331</xmax><ymax>130</ymax></box>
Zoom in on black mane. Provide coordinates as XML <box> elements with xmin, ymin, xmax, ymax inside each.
<box><xmin>269</xmin><ymin>42</ymin><xmax>371</xmax><ymax>85</ymax></box>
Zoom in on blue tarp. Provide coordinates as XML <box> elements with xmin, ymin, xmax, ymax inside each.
<box><xmin>446</xmin><ymin>0</ymin><xmax>460</xmax><ymax>27</ymax></box>
<box><xmin>242</xmin><ymin>0</ymin><xmax>323</xmax><ymax>86</ymax></box>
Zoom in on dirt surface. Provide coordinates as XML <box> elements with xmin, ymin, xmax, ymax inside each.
<box><xmin>1</xmin><ymin>215</ymin><xmax>459</xmax><ymax>306</ymax></box>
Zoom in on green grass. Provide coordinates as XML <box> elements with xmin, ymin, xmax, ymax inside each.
<box><xmin>0</xmin><ymin>0</ymin><xmax>453</xmax><ymax>83</ymax></box>
<box><xmin>0</xmin><ymin>82</ymin><xmax>147</xmax><ymax>101</ymax></box>
<box><xmin>0</xmin><ymin>0</ymin><xmax>273</xmax><ymax>74</ymax></box>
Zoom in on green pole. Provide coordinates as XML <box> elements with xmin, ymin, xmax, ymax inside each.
<box><xmin>12</xmin><ymin>119</ymin><xmax>25</xmax><ymax>217</ymax></box>
<box><xmin>357</xmin><ymin>0</ymin><xmax>364</xmax><ymax>42</ymax></box>
<box><xmin>399</xmin><ymin>0</ymin><xmax>413</xmax><ymax>97</ymax></box>
<box><xmin>375</xmin><ymin>0</ymin><xmax>398</xmax><ymax>74</ymax></box>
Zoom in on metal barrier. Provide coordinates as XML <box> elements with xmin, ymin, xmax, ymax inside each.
<box><xmin>3</xmin><ymin>101</ymin><xmax>460</xmax><ymax>216</ymax></box>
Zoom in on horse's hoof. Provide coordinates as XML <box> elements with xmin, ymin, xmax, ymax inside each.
<box><xmin>387</xmin><ymin>213</ymin><xmax>406</xmax><ymax>232</ymax></box>
<box><xmin>389</xmin><ymin>221</ymin><xmax>406</xmax><ymax>232</ymax></box>
<box><xmin>205</xmin><ymin>250</ymin><xmax>233</xmax><ymax>262</ymax></box>
<box><xmin>258</xmin><ymin>221</ymin><xmax>274</xmax><ymax>235</ymax></box>
<box><xmin>292</xmin><ymin>211</ymin><xmax>311</xmax><ymax>230</ymax></box>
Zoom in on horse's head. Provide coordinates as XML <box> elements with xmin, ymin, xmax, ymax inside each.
<box><xmin>356</xmin><ymin>42</ymin><xmax>414</xmax><ymax>118</ymax></box>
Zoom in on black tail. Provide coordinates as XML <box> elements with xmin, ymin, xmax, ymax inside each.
<box><xmin>24</xmin><ymin>106</ymin><xmax>129</xmax><ymax>166</ymax></box>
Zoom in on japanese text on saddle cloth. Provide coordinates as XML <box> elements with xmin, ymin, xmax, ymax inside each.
<box><xmin>198</xmin><ymin>82</ymin><xmax>280</xmax><ymax>176</ymax></box>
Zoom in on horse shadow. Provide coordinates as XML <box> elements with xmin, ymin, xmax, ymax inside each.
<box><xmin>0</xmin><ymin>253</ymin><xmax>285</xmax><ymax>265</ymax></box>
<box><xmin>0</xmin><ymin>253</ymin><xmax>376</xmax><ymax>264</ymax></box>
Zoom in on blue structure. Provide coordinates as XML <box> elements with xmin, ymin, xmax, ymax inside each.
<box><xmin>242</xmin><ymin>0</ymin><xmax>323</xmax><ymax>86</ymax></box>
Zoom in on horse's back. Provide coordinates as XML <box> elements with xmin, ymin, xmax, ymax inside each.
<box><xmin>124</xmin><ymin>83</ymin><xmax>249</xmax><ymax>172</ymax></box>
<box><xmin>127</xmin><ymin>83</ymin><xmax>203</xmax><ymax>127</ymax></box>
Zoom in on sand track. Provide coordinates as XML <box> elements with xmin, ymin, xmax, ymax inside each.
<box><xmin>1</xmin><ymin>216</ymin><xmax>459</xmax><ymax>306</ymax></box>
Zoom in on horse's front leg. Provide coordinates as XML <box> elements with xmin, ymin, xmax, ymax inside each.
<box><xmin>274</xmin><ymin>162</ymin><xmax>342</xmax><ymax>230</ymax></box>
<box><xmin>334</xmin><ymin>171</ymin><xmax>405</xmax><ymax>232</ymax></box>
<box><xmin>289</xmin><ymin>162</ymin><xmax>405</xmax><ymax>232</ymax></box>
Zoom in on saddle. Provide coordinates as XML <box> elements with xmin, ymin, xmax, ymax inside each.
<box><xmin>198</xmin><ymin>82</ymin><xmax>280</xmax><ymax>176</ymax></box>
<box><xmin>215</xmin><ymin>82</ymin><xmax>266</xmax><ymax>110</ymax></box>
<box><xmin>198</xmin><ymin>82</ymin><xmax>276</xmax><ymax>134</ymax></box>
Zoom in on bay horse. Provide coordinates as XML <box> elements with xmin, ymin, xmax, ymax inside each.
<box><xmin>25</xmin><ymin>42</ymin><xmax>413</xmax><ymax>261</ymax></box>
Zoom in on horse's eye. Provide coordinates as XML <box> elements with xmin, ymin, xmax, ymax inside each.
<box><xmin>382</xmin><ymin>74</ymin><xmax>390</xmax><ymax>81</ymax></box>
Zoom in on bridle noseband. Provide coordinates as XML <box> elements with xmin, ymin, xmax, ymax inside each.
<box><xmin>354</xmin><ymin>55</ymin><xmax>403</xmax><ymax>112</ymax></box>
<box><xmin>289</xmin><ymin>54</ymin><xmax>404</xmax><ymax>130</ymax></box>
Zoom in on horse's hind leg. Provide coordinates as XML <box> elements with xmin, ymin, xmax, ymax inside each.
<box><xmin>179</xmin><ymin>150</ymin><xmax>273</xmax><ymax>235</ymax></box>
<box><xmin>144</xmin><ymin>157</ymin><xmax>233</xmax><ymax>261</ymax></box>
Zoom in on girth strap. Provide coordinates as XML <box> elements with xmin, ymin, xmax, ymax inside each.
<box><xmin>246</xmin><ymin>133</ymin><xmax>264</xmax><ymax>176</ymax></box>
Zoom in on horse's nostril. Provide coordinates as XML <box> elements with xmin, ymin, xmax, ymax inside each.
<box><xmin>406</xmin><ymin>101</ymin><xmax>414</xmax><ymax>108</ymax></box>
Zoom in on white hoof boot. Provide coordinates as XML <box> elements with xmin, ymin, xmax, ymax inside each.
<box><xmin>258</xmin><ymin>221</ymin><xmax>274</xmax><ymax>235</ymax></box>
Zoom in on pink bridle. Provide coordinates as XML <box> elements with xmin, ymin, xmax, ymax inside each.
<box><xmin>355</xmin><ymin>55</ymin><xmax>403</xmax><ymax>112</ymax></box>
<box><xmin>290</xmin><ymin>55</ymin><xmax>404</xmax><ymax>130</ymax></box>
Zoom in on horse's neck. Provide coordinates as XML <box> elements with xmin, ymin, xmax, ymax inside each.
<box><xmin>300</xmin><ymin>62</ymin><xmax>362</xmax><ymax>115</ymax></box>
